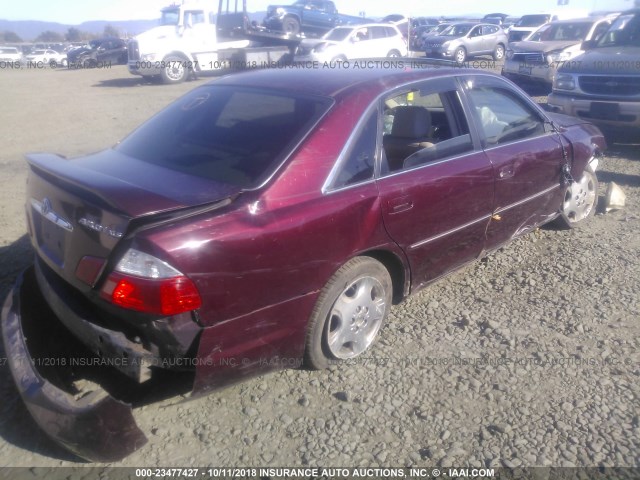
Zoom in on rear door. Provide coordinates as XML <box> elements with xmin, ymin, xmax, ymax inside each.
<box><xmin>482</xmin><ymin>25</ymin><xmax>498</xmax><ymax>53</ymax></box>
<box><xmin>460</xmin><ymin>75</ymin><xmax>564</xmax><ymax>251</ymax></box>
<box><xmin>377</xmin><ymin>77</ymin><xmax>494</xmax><ymax>290</ymax></box>
<box><xmin>466</xmin><ymin>25</ymin><xmax>484</xmax><ymax>55</ymax></box>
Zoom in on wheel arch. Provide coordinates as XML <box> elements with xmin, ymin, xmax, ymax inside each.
<box><xmin>164</xmin><ymin>51</ymin><xmax>194</xmax><ymax>64</ymax></box>
<box><xmin>283</xmin><ymin>13</ymin><xmax>302</xmax><ymax>24</ymax></box>
<box><xmin>359</xmin><ymin>249</ymin><xmax>410</xmax><ymax>304</ymax></box>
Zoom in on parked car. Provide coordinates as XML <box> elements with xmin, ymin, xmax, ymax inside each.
<box><xmin>263</xmin><ymin>0</ymin><xmax>368</xmax><ymax>36</ymax></box>
<box><xmin>2</xmin><ymin>65</ymin><xmax>604</xmax><ymax>462</ymax></box>
<box><xmin>382</xmin><ymin>15</ymin><xmax>439</xmax><ymax>41</ymax></box>
<box><xmin>0</xmin><ymin>46</ymin><xmax>23</xmax><ymax>63</ymax></box>
<box><xmin>508</xmin><ymin>14</ymin><xmax>552</xmax><ymax>42</ymax></box>
<box><xmin>417</xmin><ymin>22</ymin><xmax>451</xmax><ymax>48</ymax></box>
<box><xmin>483</xmin><ymin>13</ymin><xmax>510</xmax><ymax>26</ymax></box>
<box><xmin>24</xmin><ymin>48</ymin><xmax>68</xmax><ymax>67</ymax></box>
<box><xmin>410</xmin><ymin>18</ymin><xmax>443</xmax><ymax>50</ymax></box>
<box><xmin>547</xmin><ymin>8</ymin><xmax>640</xmax><ymax>135</ymax></box>
<box><xmin>67</xmin><ymin>37</ymin><xmax>127</xmax><ymax>67</ymax></box>
<box><xmin>424</xmin><ymin>22</ymin><xmax>508</xmax><ymax>63</ymax></box>
<box><xmin>502</xmin><ymin>16</ymin><xmax>615</xmax><ymax>85</ymax></box>
<box><xmin>295</xmin><ymin>23</ymin><xmax>406</xmax><ymax>62</ymax></box>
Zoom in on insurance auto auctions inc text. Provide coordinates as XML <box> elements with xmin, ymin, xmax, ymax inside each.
<box><xmin>254</xmin><ymin>467</ymin><xmax>495</xmax><ymax>478</ymax></box>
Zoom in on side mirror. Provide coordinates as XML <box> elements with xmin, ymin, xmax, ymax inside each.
<box><xmin>581</xmin><ymin>39</ymin><xmax>596</xmax><ymax>50</ymax></box>
<box><xmin>351</xmin><ymin>36</ymin><xmax>360</xmax><ymax>43</ymax></box>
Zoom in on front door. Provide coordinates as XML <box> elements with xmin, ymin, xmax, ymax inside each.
<box><xmin>461</xmin><ymin>75</ymin><xmax>565</xmax><ymax>252</ymax></box>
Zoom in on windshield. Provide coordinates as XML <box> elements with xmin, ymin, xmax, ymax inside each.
<box><xmin>0</xmin><ymin>48</ymin><xmax>18</xmax><ymax>54</ymax></box>
<box><xmin>441</xmin><ymin>24</ymin><xmax>473</xmax><ymax>37</ymax></box>
<box><xmin>32</xmin><ymin>50</ymin><xmax>47</xmax><ymax>55</ymax></box>
<box><xmin>116</xmin><ymin>86</ymin><xmax>333</xmax><ymax>189</ymax></box>
<box><xmin>530</xmin><ymin>22</ymin><xmax>591</xmax><ymax>41</ymax></box>
<box><xmin>161</xmin><ymin>7</ymin><xmax>180</xmax><ymax>26</ymax></box>
<box><xmin>324</xmin><ymin>27</ymin><xmax>352</xmax><ymax>41</ymax></box>
<box><xmin>516</xmin><ymin>15</ymin><xmax>549</xmax><ymax>27</ymax></box>
<box><xmin>597</xmin><ymin>13</ymin><xmax>640</xmax><ymax>47</ymax></box>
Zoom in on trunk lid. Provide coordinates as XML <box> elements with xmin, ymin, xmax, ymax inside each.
<box><xmin>26</xmin><ymin>149</ymin><xmax>241</xmax><ymax>291</ymax></box>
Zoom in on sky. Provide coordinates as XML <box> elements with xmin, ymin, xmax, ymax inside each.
<box><xmin>0</xmin><ymin>0</ymin><xmax>635</xmax><ymax>24</ymax></box>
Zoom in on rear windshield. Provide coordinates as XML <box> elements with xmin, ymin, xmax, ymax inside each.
<box><xmin>115</xmin><ymin>86</ymin><xmax>332</xmax><ymax>189</ymax></box>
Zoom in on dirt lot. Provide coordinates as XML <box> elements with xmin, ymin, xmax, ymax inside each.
<box><xmin>0</xmin><ymin>64</ymin><xmax>638</xmax><ymax>469</ymax></box>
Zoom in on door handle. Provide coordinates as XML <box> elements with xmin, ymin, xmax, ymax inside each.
<box><xmin>388</xmin><ymin>195</ymin><xmax>413</xmax><ymax>214</ymax></box>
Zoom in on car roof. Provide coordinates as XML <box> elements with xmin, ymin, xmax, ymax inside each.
<box><xmin>211</xmin><ymin>65</ymin><xmax>486</xmax><ymax>100</ymax></box>
<box><xmin>546</xmin><ymin>17</ymin><xmax>602</xmax><ymax>24</ymax></box>
<box><xmin>334</xmin><ymin>23</ymin><xmax>401</xmax><ymax>29</ymax></box>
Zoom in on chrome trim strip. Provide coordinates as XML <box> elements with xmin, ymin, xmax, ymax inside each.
<box><xmin>409</xmin><ymin>214</ymin><xmax>491</xmax><ymax>250</ymax></box>
<box><xmin>378</xmin><ymin>149</ymin><xmax>480</xmax><ymax>181</ymax></box>
<box><xmin>494</xmin><ymin>184</ymin><xmax>559</xmax><ymax>215</ymax></box>
<box><xmin>30</xmin><ymin>198</ymin><xmax>73</xmax><ymax>232</ymax></box>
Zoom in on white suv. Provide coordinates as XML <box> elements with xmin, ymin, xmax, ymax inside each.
<box><xmin>0</xmin><ymin>46</ymin><xmax>23</xmax><ymax>63</ymax></box>
<box><xmin>295</xmin><ymin>23</ymin><xmax>407</xmax><ymax>62</ymax></box>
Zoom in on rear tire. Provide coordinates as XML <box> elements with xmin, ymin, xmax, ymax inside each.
<box><xmin>387</xmin><ymin>49</ymin><xmax>402</xmax><ymax>58</ymax></box>
<box><xmin>493</xmin><ymin>44</ymin><xmax>505</xmax><ymax>61</ymax></box>
<box><xmin>304</xmin><ymin>257</ymin><xmax>392</xmax><ymax>370</ymax></box>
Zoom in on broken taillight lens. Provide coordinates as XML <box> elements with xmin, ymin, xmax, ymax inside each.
<box><xmin>100</xmin><ymin>249</ymin><xmax>201</xmax><ymax>316</ymax></box>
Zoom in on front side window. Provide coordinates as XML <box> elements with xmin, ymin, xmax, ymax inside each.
<box><xmin>161</xmin><ymin>8</ymin><xmax>180</xmax><ymax>26</ymax></box>
<box><xmin>185</xmin><ymin>11</ymin><xmax>206</xmax><ymax>25</ymax></box>
<box><xmin>116</xmin><ymin>86</ymin><xmax>332</xmax><ymax>189</ymax></box>
<box><xmin>465</xmin><ymin>85</ymin><xmax>545</xmax><ymax>147</ymax></box>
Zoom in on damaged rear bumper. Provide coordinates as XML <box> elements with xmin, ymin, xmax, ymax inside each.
<box><xmin>1</xmin><ymin>267</ymin><xmax>147</xmax><ymax>462</ymax></box>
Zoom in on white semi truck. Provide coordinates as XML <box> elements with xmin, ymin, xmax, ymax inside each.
<box><xmin>128</xmin><ymin>0</ymin><xmax>298</xmax><ymax>84</ymax></box>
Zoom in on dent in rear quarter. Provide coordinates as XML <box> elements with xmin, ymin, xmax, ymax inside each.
<box><xmin>1</xmin><ymin>268</ymin><xmax>147</xmax><ymax>462</ymax></box>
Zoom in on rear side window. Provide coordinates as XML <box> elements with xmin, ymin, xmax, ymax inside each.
<box><xmin>370</xmin><ymin>26</ymin><xmax>388</xmax><ymax>39</ymax></box>
<box><xmin>330</xmin><ymin>110</ymin><xmax>377</xmax><ymax>189</ymax></box>
<box><xmin>385</xmin><ymin>26</ymin><xmax>399</xmax><ymax>37</ymax></box>
<box><xmin>116</xmin><ymin>86</ymin><xmax>332</xmax><ymax>188</ymax></box>
<box><xmin>381</xmin><ymin>89</ymin><xmax>473</xmax><ymax>173</ymax></box>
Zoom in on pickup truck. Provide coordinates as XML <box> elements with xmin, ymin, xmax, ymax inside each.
<box><xmin>547</xmin><ymin>8</ymin><xmax>640</xmax><ymax>138</ymax></box>
<box><xmin>264</xmin><ymin>0</ymin><xmax>368</xmax><ymax>36</ymax></box>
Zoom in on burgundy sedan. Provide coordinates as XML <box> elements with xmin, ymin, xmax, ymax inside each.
<box><xmin>2</xmin><ymin>66</ymin><xmax>603</xmax><ymax>461</ymax></box>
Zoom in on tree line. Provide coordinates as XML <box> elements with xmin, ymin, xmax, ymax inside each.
<box><xmin>0</xmin><ymin>25</ymin><xmax>121</xmax><ymax>43</ymax></box>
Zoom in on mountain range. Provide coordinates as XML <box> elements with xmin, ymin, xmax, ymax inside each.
<box><xmin>0</xmin><ymin>12</ymin><xmax>266</xmax><ymax>41</ymax></box>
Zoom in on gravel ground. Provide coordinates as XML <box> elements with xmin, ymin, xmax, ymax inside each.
<box><xmin>0</xmin><ymin>63</ymin><xmax>638</xmax><ymax>468</ymax></box>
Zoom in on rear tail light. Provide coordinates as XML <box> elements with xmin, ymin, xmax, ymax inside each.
<box><xmin>100</xmin><ymin>249</ymin><xmax>201</xmax><ymax>316</ymax></box>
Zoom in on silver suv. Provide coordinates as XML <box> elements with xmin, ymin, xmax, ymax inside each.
<box><xmin>424</xmin><ymin>23</ymin><xmax>508</xmax><ymax>63</ymax></box>
<box><xmin>502</xmin><ymin>16</ymin><xmax>614</xmax><ymax>85</ymax></box>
